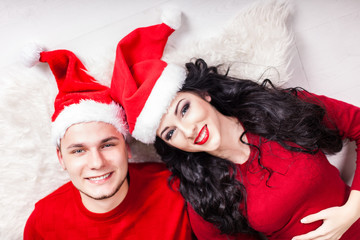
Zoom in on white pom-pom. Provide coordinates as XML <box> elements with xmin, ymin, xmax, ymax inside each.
<box><xmin>21</xmin><ymin>43</ymin><xmax>47</xmax><ymax>68</ymax></box>
<box><xmin>161</xmin><ymin>8</ymin><xmax>182</xmax><ymax>30</ymax></box>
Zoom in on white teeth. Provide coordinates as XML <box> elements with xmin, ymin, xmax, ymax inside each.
<box><xmin>89</xmin><ymin>173</ymin><xmax>110</xmax><ymax>181</ymax></box>
<box><xmin>197</xmin><ymin>128</ymin><xmax>206</xmax><ymax>143</ymax></box>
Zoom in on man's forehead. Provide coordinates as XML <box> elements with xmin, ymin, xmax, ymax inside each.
<box><xmin>61</xmin><ymin>121</ymin><xmax>124</xmax><ymax>144</ymax></box>
<box><xmin>66</xmin><ymin>121</ymin><xmax>121</xmax><ymax>132</ymax></box>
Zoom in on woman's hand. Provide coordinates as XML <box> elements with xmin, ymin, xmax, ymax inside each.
<box><xmin>292</xmin><ymin>206</ymin><xmax>354</xmax><ymax>240</ymax></box>
<box><xmin>292</xmin><ymin>190</ymin><xmax>360</xmax><ymax>240</ymax></box>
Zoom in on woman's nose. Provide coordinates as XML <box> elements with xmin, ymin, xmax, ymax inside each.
<box><xmin>179</xmin><ymin>123</ymin><xmax>196</xmax><ymax>140</ymax></box>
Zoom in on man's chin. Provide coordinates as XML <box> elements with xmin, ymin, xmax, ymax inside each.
<box><xmin>79</xmin><ymin>178</ymin><xmax>126</xmax><ymax>201</ymax></box>
<box><xmin>80</xmin><ymin>185</ymin><xmax>121</xmax><ymax>201</ymax></box>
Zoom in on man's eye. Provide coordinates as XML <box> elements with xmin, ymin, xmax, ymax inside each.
<box><xmin>72</xmin><ymin>149</ymin><xmax>84</xmax><ymax>154</ymax></box>
<box><xmin>181</xmin><ymin>103</ymin><xmax>189</xmax><ymax>117</ymax></box>
<box><xmin>102</xmin><ymin>143</ymin><xmax>114</xmax><ymax>148</ymax></box>
<box><xmin>165</xmin><ymin>129</ymin><xmax>175</xmax><ymax>141</ymax></box>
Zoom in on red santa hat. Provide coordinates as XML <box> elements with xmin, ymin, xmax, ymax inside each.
<box><xmin>34</xmin><ymin>49</ymin><xmax>128</xmax><ymax>146</ymax></box>
<box><xmin>110</xmin><ymin>11</ymin><xmax>186</xmax><ymax>144</ymax></box>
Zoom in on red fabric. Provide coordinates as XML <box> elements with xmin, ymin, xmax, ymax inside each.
<box><xmin>188</xmin><ymin>92</ymin><xmax>360</xmax><ymax>240</ymax></box>
<box><xmin>24</xmin><ymin>162</ymin><xmax>193</xmax><ymax>240</ymax></box>
<box><xmin>187</xmin><ymin>205</ymin><xmax>263</xmax><ymax>240</ymax></box>
<box><xmin>110</xmin><ymin>23</ymin><xmax>174</xmax><ymax>134</ymax></box>
<box><xmin>297</xmin><ymin>91</ymin><xmax>360</xmax><ymax>191</ymax></box>
<box><xmin>40</xmin><ymin>50</ymin><xmax>112</xmax><ymax>122</ymax></box>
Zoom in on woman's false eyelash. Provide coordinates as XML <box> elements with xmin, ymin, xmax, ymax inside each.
<box><xmin>165</xmin><ymin>129</ymin><xmax>175</xmax><ymax>141</ymax></box>
<box><xmin>165</xmin><ymin>102</ymin><xmax>191</xmax><ymax>141</ymax></box>
<box><xmin>181</xmin><ymin>103</ymin><xmax>190</xmax><ymax>116</ymax></box>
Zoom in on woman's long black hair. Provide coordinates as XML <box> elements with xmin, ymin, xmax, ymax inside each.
<box><xmin>154</xmin><ymin>59</ymin><xmax>343</xmax><ymax>235</ymax></box>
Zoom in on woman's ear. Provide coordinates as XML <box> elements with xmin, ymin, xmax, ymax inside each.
<box><xmin>204</xmin><ymin>92</ymin><xmax>211</xmax><ymax>102</ymax></box>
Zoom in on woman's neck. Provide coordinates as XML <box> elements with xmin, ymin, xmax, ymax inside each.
<box><xmin>208</xmin><ymin>115</ymin><xmax>250</xmax><ymax>165</ymax></box>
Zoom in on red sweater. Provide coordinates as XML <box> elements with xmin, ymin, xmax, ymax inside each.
<box><xmin>188</xmin><ymin>93</ymin><xmax>360</xmax><ymax>240</ymax></box>
<box><xmin>24</xmin><ymin>162</ymin><xmax>193</xmax><ymax>240</ymax></box>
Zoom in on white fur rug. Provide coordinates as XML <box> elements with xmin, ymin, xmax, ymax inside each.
<box><xmin>163</xmin><ymin>0</ymin><xmax>295</xmax><ymax>85</ymax></box>
<box><xmin>0</xmin><ymin>0</ymin><xmax>294</xmax><ymax>238</ymax></box>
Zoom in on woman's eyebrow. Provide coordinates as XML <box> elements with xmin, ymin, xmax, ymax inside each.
<box><xmin>160</xmin><ymin>127</ymin><xmax>169</xmax><ymax>138</ymax></box>
<box><xmin>175</xmin><ymin>98</ymin><xmax>185</xmax><ymax>115</ymax></box>
<box><xmin>160</xmin><ymin>98</ymin><xmax>186</xmax><ymax>138</ymax></box>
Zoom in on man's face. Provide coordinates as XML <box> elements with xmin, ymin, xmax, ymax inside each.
<box><xmin>57</xmin><ymin>122</ymin><xmax>129</xmax><ymax>211</ymax></box>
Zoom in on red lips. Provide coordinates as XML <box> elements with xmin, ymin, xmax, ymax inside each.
<box><xmin>194</xmin><ymin>125</ymin><xmax>209</xmax><ymax>145</ymax></box>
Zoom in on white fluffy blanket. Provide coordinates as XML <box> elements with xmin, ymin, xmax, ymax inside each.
<box><xmin>0</xmin><ymin>0</ymin><xmax>294</xmax><ymax>238</ymax></box>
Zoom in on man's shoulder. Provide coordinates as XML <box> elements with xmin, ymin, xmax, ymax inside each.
<box><xmin>129</xmin><ymin>162</ymin><xmax>171</xmax><ymax>178</ymax></box>
<box><xmin>127</xmin><ymin>162</ymin><xmax>184</xmax><ymax>206</ymax></box>
<box><xmin>128</xmin><ymin>162</ymin><xmax>180</xmax><ymax>191</ymax></box>
<box><xmin>35</xmin><ymin>181</ymin><xmax>74</xmax><ymax>208</ymax></box>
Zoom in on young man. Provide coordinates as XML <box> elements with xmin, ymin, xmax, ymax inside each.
<box><xmin>23</xmin><ymin>49</ymin><xmax>193</xmax><ymax>239</ymax></box>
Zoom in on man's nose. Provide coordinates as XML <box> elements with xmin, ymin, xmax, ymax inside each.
<box><xmin>88</xmin><ymin>150</ymin><xmax>105</xmax><ymax>169</ymax></box>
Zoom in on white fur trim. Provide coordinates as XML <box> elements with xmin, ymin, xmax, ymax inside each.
<box><xmin>132</xmin><ymin>64</ymin><xmax>186</xmax><ymax>144</ymax></box>
<box><xmin>21</xmin><ymin>42</ymin><xmax>47</xmax><ymax>68</ymax></box>
<box><xmin>161</xmin><ymin>8</ymin><xmax>182</xmax><ymax>30</ymax></box>
<box><xmin>51</xmin><ymin>100</ymin><xmax>128</xmax><ymax>146</ymax></box>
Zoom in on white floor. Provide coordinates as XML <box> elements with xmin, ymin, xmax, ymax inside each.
<box><xmin>1</xmin><ymin>0</ymin><xmax>359</xmax><ymax>238</ymax></box>
<box><xmin>288</xmin><ymin>0</ymin><xmax>360</xmax><ymax>106</ymax></box>
<box><xmin>1</xmin><ymin>0</ymin><xmax>359</xmax><ymax>103</ymax></box>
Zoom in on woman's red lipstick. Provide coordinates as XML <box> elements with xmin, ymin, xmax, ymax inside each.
<box><xmin>194</xmin><ymin>125</ymin><xmax>209</xmax><ymax>145</ymax></box>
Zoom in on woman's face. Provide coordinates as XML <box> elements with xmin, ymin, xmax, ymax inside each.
<box><xmin>156</xmin><ymin>91</ymin><xmax>223</xmax><ymax>153</ymax></box>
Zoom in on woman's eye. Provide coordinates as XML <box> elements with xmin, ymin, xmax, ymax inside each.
<box><xmin>165</xmin><ymin>129</ymin><xmax>175</xmax><ymax>141</ymax></box>
<box><xmin>181</xmin><ymin>103</ymin><xmax>189</xmax><ymax>117</ymax></box>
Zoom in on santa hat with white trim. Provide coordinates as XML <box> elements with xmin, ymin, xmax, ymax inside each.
<box><xmin>110</xmin><ymin>11</ymin><xmax>186</xmax><ymax>144</ymax></box>
<box><xmin>36</xmin><ymin>49</ymin><xmax>128</xmax><ymax>146</ymax></box>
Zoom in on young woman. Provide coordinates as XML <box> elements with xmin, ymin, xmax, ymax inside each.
<box><xmin>153</xmin><ymin>59</ymin><xmax>360</xmax><ymax>240</ymax></box>
<box><xmin>110</xmin><ymin>22</ymin><xmax>360</xmax><ymax>240</ymax></box>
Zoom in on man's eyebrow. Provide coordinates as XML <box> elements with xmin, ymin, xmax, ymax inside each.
<box><xmin>101</xmin><ymin>136</ymin><xmax>119</xmax><ymax>143</ymax></box>
<box><xmin>67</xmin><ymin>143</ymin><xmax>84</xmax><ymax>150</ymax></box>
<box><xmin>66</xmin><ymin>136</ymin><xmax>120</xmax><ymax>149</ymax></box>
<box><xmin>175</xmin><ymin>98</ymin><xmax>185</xmax><ymax>115</ymax></box>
